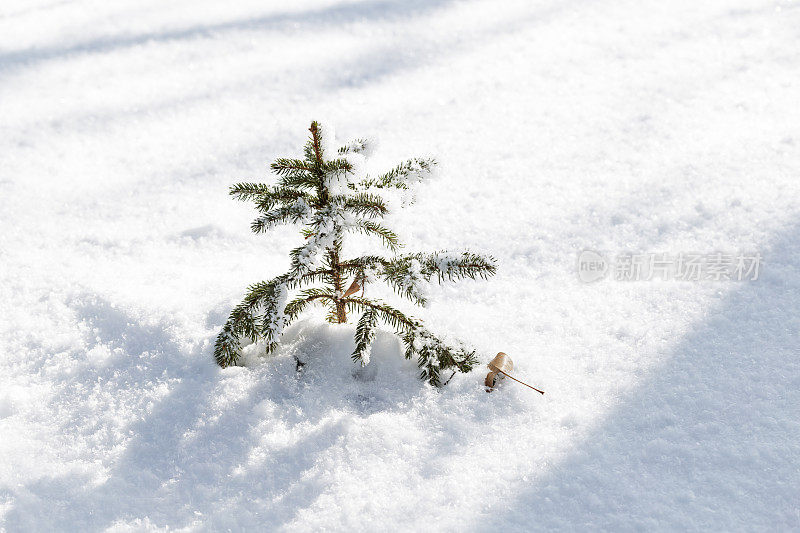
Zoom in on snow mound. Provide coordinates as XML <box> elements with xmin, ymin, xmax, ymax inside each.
<box><xmin>239</xmin><ymin>318</ymin><xmax>427</xmax><ymax>400</ymax></box>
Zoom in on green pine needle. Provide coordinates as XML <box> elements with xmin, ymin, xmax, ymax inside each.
<box><xmin>214</xmin><ymin>121</ymin><xmax>496</xmax><ymax>385</ymax></box>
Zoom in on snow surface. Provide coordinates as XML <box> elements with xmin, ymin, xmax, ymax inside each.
<box><xmin>2</xmin><ymin>0</ymin><xmax>800</xmax><ymax>530</ymax></box>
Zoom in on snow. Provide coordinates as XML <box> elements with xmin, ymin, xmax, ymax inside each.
<box><xmin>397</xmin><ymin>258</ymin><xmax>430</xmax><ymax>305</ymax></box>
<box><xmin>341</xmin><ymin>151</ymin><xmax>367</xmax><ymax>182</ymax></box>
<box><xmin>2</xmin><ymin>0</ymin><xmax>800</xmax><ymax>531</ymax></box>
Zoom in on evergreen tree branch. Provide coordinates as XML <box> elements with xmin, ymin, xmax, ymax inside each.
<box><xmin>229</xmin><ymin>182</ymin><xmax>274</xmax><ymax>202</ymax></box>
<box><xmin>342</xmin><ymin>297</ymin><xmax>418</xmax><ymax>332</ymax></box>
<box><xmin>271</xmin><ymin>158</ymin><xmax>319</xmax><ymax>190</ymax></box>
<box><xmin>214</xmin><ymin>276</ymin><xmax>292</xmax><ymax>367</ymax></box>
<box><xmin>230</xmin><ymin>183</ymin><xmax>316</xmax><ymax>212</ymax></box>
<box><xmin>351</xmin><ymin>307</ymin><xmax>378</xmax><ymax>365</ymax></box>
<box><xmin>349</xmin><ymin>220</ymin><xmax>400</xmax><ymax>251</ymax></box>
<box><xmin>253</xmin><ymin>189</ymin><xmax>315</xmax><ymax>212</ymax></box>
<box><xmin>285</xmin><ymin>289</ymin><xmax>336</xmax><ymax>319</ymax></box>
<box><xmin>359</xmin><ymin>157</ymin><xmax>436</xmax><ymax>189</ymax></box>
<box><xmin>309</xmin><ymin>122</ymin><xmax>324</xmax><ymax>165</ymax></box>
<box><xmin>323</xmin><ymin>159</ymin><xmax>353</xmax><ymax>176</ymax></box>
<box><xmin>339</xmin><ymin>255</ymin><xmax>387</xmax><ymax>281</ymax></box>
<box><xmin>340</xmin><ymin>255</ymin><xmax>387</xmax><ymax>270</ymax></box>
<box><xmin>270</xmin><ymin>158</ymin><xmax>314</xmax><ymax>176</ymax></box>
<box><xmin>278</xmin><ymin>173</ymin><xmax>320</xmax><ymax>191</ymax></box>
<box><xmin>378</xmin><ymin>251</ymin><xmax>496</xmax><ymax>302</ymax></box>
<box><xmin>287</xmin><ymin>211</ymin><xmax>340</xmax><ymax>276</ymax></box>
<box><xmin>250</xmin><ymin>201</ymin><xmax>311</xmax><ymax>233</ymax></box>
<box><xmin>338</xmin><ymin>138</ymin><xmax>370</xmax><ymax>154</ymax></box>
<box><xmin>214</xmin><ymin>302</ymin><xmax>256</xmax><ymax>367</ymax></box>
<box><xmin>339</xmin><ymin>192</ymin><xmax>388</xmax><ymax>218</ymax></box>
<box><xmin>374</xmin><ymin>254</ymin><xmax>429</xmax><ymax>305</ymax></box>
<box><xmin>297</xmin><ymin>268</ymin><xmax>334</xmax><ymax>286</ymax></box>
<box><xmin>401</xmin><ymin>326</ymin><xmax>479</xmax><ymax>387</ymax></box>
<box><xmin>424</xmin><ymin>251</ymin><xmax>497</xmax><ymax>281</ymax></box>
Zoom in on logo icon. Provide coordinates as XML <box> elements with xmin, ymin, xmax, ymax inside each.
<box><xmin>578</xmin><ymin>250</ymin><xmax>608</xmax><ymax>283</ymax></box>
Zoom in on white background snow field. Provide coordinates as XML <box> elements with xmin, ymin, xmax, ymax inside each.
<box><xmin>1</xmin><ymin>0</ymin><xmax>799</xmax><ymax>530</ymax></box>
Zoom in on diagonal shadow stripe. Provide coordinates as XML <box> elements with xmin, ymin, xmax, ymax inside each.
<box><xmin>476</xmin><ymin>220</ymin><xmax>800</xmax><ymax>531</ymax></box>
<box><xmin>0</xmin><ymin>0</ymin><xmax>455</xmax><ymax>72</ymax></box>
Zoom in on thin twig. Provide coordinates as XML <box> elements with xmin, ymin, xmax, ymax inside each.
<box><xmin>497</xmin><ymin>370</ymin><xmax>545</xmax><ymax>394</ymax></box>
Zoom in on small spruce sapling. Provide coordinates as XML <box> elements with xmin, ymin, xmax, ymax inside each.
<box><xmin>215</xmin><ymin>122</ymin><xmax>497</xmax><ymax>386</ymax></box>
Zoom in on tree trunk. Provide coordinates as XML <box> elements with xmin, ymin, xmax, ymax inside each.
<box><xmin>329</xmin><ymin>244</ymin><xmax>347</xmax><ymax>323</ymax></box>
<box><xmin>335</xmin><ymin>300</ymin><xmax>347</xmax><ymax>324</ymax></box>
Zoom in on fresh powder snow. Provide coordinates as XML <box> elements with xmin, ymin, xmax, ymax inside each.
<box><xmin>1</xmin><ymin>0</ymin><xmax>799</xmax><ymax>531</ymax></box>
